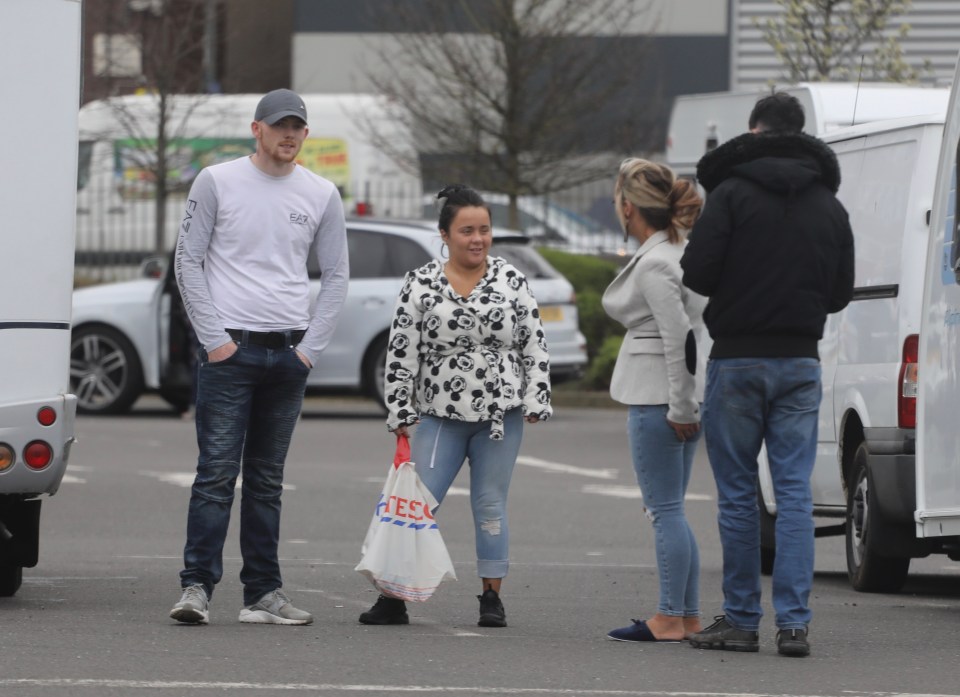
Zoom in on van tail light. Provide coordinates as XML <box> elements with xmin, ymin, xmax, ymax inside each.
<box><xmin>24</xmin><ymin>441</ymin><xmax>53</xmax><ymax>470</ymax></box>
<box><xmin>37</xmin><ymin>406</ymin><xmax>57</xmax><ymax>426</ymax></box>
<box><xmin>0</xmin><ymin>444</ymin><xmax>14</xmax><ymax>472</ymax></box>
<box><xmin>898</xmin><ymin>334</ymin><xmax>919</xmax><ymax>429</ymax></box>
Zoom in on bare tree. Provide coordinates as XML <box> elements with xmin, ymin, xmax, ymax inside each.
<box><xmin>358</xmin><ymin>0</ymin><xmax>658</xmax><ymax>226</ymax></box>
<box><xmin>757</xmin><ymin>0</ymin><xmax>929</xmax><ymax>83</ymax></box>
<box><xmin>88</xmin><ymin>0</ymin><xmax>217</xmax><ymax>252</ymax></box>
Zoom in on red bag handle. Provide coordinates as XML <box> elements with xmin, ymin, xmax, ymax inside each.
<box><xmin>394</xmin><ymin>433</ymin><xmax>411</xmax><ymax>468</ymax></box>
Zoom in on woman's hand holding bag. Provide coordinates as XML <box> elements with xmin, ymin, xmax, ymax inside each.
<box><xmin>355</xmin><ymin>434</ymin><xmax>457</xmax><ymax>602</ymax></box>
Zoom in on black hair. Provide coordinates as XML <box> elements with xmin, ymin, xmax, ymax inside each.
<box><xmin>748</xmin><ymin>92</ymin><xmax>805</xmax><ymax>134</ymax></box>
<box><xmin>436</xmin><ymin>184</ymin><xmax>488</xmax><ymax>232</ymax></box>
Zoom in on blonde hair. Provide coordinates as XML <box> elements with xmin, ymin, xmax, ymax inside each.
<box><xmin>615</xmin><ymin>158</ymin><xmax>702</xmax><ymax>243</ymax></box>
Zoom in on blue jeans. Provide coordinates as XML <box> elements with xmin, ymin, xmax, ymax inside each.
<box><xmin>627</xmin><ymin>405</ymin><xmax>701</xmax><ymax>617</ymax></box>
<box><xmin>180</xmin><ymin>339</ymin><xmax>310</xmax><ymax>606</ymax></box>
<box><xmin>702</xmin><ymin>357</ymin><xmax>821</xmax><ymax>631</ymax></box>
<box><xmin>410</xmin><ymin>408</ymin><xmax>524</xmax><ymax>579</ymax></box>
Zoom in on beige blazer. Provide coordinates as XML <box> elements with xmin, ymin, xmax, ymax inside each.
<box><xmin>601</xmin><ymin>231</ymin><xmax>707</xmax><ymax>422</ymax></box>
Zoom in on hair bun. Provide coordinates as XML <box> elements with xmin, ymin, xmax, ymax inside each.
<box><xmin>437</xmin><ymin>184</ymin><xmax>469</xmax><ymax>200</ymax></box>
<box><xmin>669</xmin><ymin>178</ymin><xmax>703</xmax><ymax>232</ymax></box>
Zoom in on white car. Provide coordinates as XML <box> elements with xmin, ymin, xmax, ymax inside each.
<box><xmin>70</xmin><ymin>218</ymin><xmax>588</xmax><ymax>414</ymax></box>
<box><xmin>425</xmin><ymin>192</ymin><xmax>626</xmax><ymax>254</ymax></box>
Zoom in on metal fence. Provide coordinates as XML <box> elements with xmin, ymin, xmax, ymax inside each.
<box><xmin>73</xmin><ymin>177</ymin><xmax>626</xmax><ymax>284</ymax></box>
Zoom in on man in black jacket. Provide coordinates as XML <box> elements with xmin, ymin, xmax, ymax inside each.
<box><xmin>680</xmin><ymin>93</ymin><xmax>854</xmax><ymax>658</ymax></box>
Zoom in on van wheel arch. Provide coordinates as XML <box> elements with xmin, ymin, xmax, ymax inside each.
<box><xmin>845</xmin><ymin>442</ymin><xmax>910</xmax><ymax>592</ymax></box>
<box><xmin>839</xmin><ymin>411</ymin><xmax>865</xmax><ymax>502</ymax></box>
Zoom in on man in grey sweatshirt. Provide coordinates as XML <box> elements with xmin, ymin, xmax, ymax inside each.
<box><xmin>169</xmin><ymin>89</ymin><xmax>349</xmax><ymax>626</ymax></box>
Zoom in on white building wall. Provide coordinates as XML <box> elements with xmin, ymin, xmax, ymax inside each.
<box><xmin>732</xmin><ymin>0</ymin><xmax>960</xmax><ymax>89</ymax></box>
<box><xmin>292</xmin><ymin>0</ymin><xmax>728</xmax><ymax>94</ymax></box>
<box><xmin>612</xmin><ymin>0</ymin><xmax>727</xmax><ymax>35</ymax></box>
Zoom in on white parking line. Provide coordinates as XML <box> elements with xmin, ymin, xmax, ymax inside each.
<box><xmin>0</xmin><ymin>682</ymin><xmax>955</xmax><ymax>697</ymax></box>
<box><xmin>362</xmin><ymin>476</ymin><xmax>469</xmax><ymax>496</ymax></box>
<box><xmin>516</xmin><ymin>455</ymin><xmax>617</xmax><ymax>479</ymax></box>
<box><xmin>580</xmin><ymin>484</ymin><xmax>713</xmax><ymax>501</ymax></box>
<box><xmin>581</xmin><ymin>484</ymin><xmax>641</xmax><ymax>499</ymax></box>
<box><xmin>116</xmin><ymin>556</ymin><xmax>661</xmax><ymax>570</ymax></box>
<box><xmin>25</xmin><ymin>576</ymin><xmax>138</xmax><ymax>583</ymax></box>
<box><xmin>141</xmin><ymin>471</ymin><xmax>295</xmax><ymax>491</ymax></box>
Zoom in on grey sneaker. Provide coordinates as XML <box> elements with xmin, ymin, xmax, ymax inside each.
<box><xmin>238</xmin><ymin>589</ymin><xmax>313</xmax><ymax>625</ymax></box>
<box><xmin>776</xmin><ymin>628</ymin><xmax>810</xmax><ymax>657</ymax></box>
<box><xmin>169</xmin><ymin>584</ymin><xmax>209</xmax><ymax>625</ymax></box>
<box><xmin>688</xmin><ymin>615</ymin><xmax>759</xmax><ymax>652</ymax></box>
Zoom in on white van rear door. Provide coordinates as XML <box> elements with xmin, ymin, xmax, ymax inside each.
<box><xmin>917</xmin><ymin>53</ymin><xmax>960</xmax><ymax>538</ymax></box>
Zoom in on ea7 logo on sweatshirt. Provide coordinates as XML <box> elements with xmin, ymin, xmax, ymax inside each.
<box><xmin>289</xmin><ymin>213</ymin><xmax>310</xmax><ymax>225</ymax></box>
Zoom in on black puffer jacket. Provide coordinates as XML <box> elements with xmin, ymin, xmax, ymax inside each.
<box><xmin>680</xmin><ymin>132</ymin><xmax>855</xmax><ymax>359</ymax></box>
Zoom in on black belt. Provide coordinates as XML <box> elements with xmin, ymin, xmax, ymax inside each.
<box><xmin>226</xmin><ymin>328</ymin><xmax>306</xmax><ymax>349</ymax></box>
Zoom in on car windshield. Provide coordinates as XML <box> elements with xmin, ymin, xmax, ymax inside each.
<box><xmin>490</xmin><ymin>241</ymin><xmax>558</xmax><ymax>279</ymax></box>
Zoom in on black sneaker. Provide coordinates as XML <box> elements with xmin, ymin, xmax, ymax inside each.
<box><xmin>358</xmin><ymin>595</ymin><xmax>409</xmax><ymax>625</ymax></box>
<box><xmin>688</xmin><ymin>615</ymin><xmax>759</xmax><ymax>652</ymax></box>
<box><xmin>776</xmin><ymin>628</ymin><xmax>810</xmax><ymax>657</ymax></box>
<box><xmin>477</xmin><ymin>588</ymin><xmax>507</xmax><ymax>627</ymax></box>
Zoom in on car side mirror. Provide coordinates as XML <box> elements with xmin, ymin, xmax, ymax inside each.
<box><xmin>139</xmin><ymin>256</ymin><xmax>166</xmax><ymax>279</ymax></box>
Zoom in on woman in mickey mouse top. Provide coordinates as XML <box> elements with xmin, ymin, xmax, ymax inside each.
<box><xmin>358</xmin><ymin>184</ymin><xmax>552</xmax><ymax>629</ymax></box>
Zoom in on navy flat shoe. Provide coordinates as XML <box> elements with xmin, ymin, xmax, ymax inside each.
<box><xmin>607</xmin><ymin>619</ymin><xmax>682</xmax><ymax>643</ymax></box>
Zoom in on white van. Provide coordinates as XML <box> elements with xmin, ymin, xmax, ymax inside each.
<box><xmin>917</xmin><ymin>56</ymin><xmax>960</xmax><ymax>553</ymax></box>
<box><xmin>670</xmin><ymin>83</ymin><xmax>956</xmax><ymax>591</ymax></box>
<box><xmin>794</xmin><ymin>114</ymin><xmax>950</xmax><ymax>592</ymax></box>
<box><xmin>0</xmin><ymin>0</ymin><xmax>80</xmax><ymax>597</ymax></box>
<box><xmin>667</xmin><ymin>83</ymin><xmax>950</xmax><ymax>180</ymax></box>
<box><xmin>76</xmin><ymin>93</ymin><xmax>420</xmax><ymax>267</ymax></box>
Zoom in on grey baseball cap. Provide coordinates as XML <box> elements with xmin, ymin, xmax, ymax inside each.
<box><xmin>254</xmin><ymin>89</ymin><xmax>308</xmax><ymax>126</ymax></box>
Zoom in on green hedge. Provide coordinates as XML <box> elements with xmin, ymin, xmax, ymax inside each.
<box><xmin>538</xmin><ymin>248</ymin><xmax>621</xmax><ymax>295</ymax></box>
<box><xmin>583</xmin><ymin>334</ymin><xmax>623</xmax><ymax>390</ymax></box>
<box><xmin>538</xmin><ymin>248</ymin><xmax>626</xmax><ymax>390</ymax></box>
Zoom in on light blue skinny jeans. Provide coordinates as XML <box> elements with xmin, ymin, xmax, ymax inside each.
<box><xmin>702</xmin><ymin>357</ymin><xmax>821</xmax><ymax>631</ymax></box>
<box><xmin>627</xmin><ymin>404</ymin><xmax>701</xmax><ymax>618</ymax></box>
<box><xmin>409</xmin><ymin>408</ymin><xmax>524</xmax><ymax>579</ymax></box>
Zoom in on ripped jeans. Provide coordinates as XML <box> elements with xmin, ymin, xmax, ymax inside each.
<box><xmin>410</xmin><ymin>408</ymin><xmax>523</xmax><ymax>579</ymax></box>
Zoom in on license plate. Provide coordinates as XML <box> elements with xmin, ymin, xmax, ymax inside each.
<box><xmin>539</xmin><ymin>306</ymin><xmax>563</xmax><ymax>322</ymax></box>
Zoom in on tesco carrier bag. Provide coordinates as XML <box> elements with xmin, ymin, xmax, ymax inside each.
<box><xmin>355</xmin><ymin>434</ymin><xmax>456</xmax><ymax>601</ymax></box>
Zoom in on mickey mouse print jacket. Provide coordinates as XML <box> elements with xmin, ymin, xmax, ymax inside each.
<box><xmin>384</xmin><ymin>256</ymin><xmax>552</xmax><ymax>440</ymax></box>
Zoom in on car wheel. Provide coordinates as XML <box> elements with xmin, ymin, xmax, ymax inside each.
<box><xmin>758</xmin><ymin>486</ymin><xmax>776</xmax><ymax>576</ymax></box>
<box><xmin>362</xmin><ymin>334</ymin><xmax>389</xmax><ymax>411</ymax></box>
<box><xmin>0</xmin><ymin>562</ymin><xmax>22</xmax><ymax>597</ymax></box>
<box><xmin>846</xmin><ymin>442</ymin><xmax>910</xmax><ymax>592</ymax></box>
<box><xmin>70</xmin><ymin>325</ymin><xmax>145</xmax><ymax>415</ymax></box>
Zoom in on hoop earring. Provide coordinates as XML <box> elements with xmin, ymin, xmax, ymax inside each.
<box><xmin>440</xmin><ymin>242</ymin><xmax>449</xmax><ymax>260</ymax></box>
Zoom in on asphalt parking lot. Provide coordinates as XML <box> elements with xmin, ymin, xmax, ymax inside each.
<box><xmin>1</xmin><ymin>398</ymin><xmax>958</xmax><ymax>697</ymax></box>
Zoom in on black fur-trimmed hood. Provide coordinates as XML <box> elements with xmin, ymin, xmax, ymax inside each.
<box><xmin>696</xmin><ymin>132</ymin><xmax>841</xmax><ymax>195</ymax></box>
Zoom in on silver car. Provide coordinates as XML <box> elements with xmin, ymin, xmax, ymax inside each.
<box><xmin>70</xmin><ymin>218</ymin><xmax>587</xmax><ymax>414</ymax></box>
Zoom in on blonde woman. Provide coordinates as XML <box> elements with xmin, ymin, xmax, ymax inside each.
<box><xmin>603</xmin><ymin>159</ymin><xmax>706</xmax><ymax>643</ymax></box>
